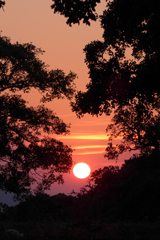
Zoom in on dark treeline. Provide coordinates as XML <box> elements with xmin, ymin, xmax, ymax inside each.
<box><xmin>79</xmin><ymin>153</ymin><xmax>160</xmax><ymax>222</ymax></box>
<box><xmin>1</xmin><ymin>153</ymin><xmax>160</xmax><ymax>223</ymax></box>
<box><xmin>1</xmin><ymin>153</ymin><xmax>160</xmax><ymax>239</ymax></box>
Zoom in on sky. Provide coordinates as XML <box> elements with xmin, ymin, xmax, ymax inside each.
<box><xmin>0</xmin><ymin>0</ymin><xmax>125</xmax><ymax>199</ymax></box>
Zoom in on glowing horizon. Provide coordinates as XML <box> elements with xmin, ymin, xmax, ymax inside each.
<box><xmin>74</xmin><ymin>145</ymin><xmax>107</xmax><ymax>150</ymax></box>
<box><xmin>59</xmin><ymin>133</ymin><xmax>109</xmax><ymax>140</ymax></box>
<box><xmin>73</xmin><ymin>150</ymin><xmax>105</xmax><ymax>156</ymax></box>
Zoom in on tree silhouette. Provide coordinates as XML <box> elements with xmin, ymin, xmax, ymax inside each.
<box><xmin>78</xmin><ymin>154</ymin><xmax>160</xmax><ymax>220</ymax></box>
<box><xmin>71</xmin><ymin>0</ymin><xmax>160</xmax><ymax>112</ymax></box>
<box><xmin>52</xmin><ymin>0</ymin><xmax>160</xmax><ymax>159</ymax></box>
<box><xmin>51</xmin><ymin>0</ymin><xmax>101</xmax><ymax>25</ymax></box>
<box><xmin>0</xmin><ymin>36</ymin><xmax>76</xmax><ymax>198</ymax></box>
<box><xmin>1</xmin><ymin>0</ymin><xmax>101</xmax><ymax>22</ymax></box>
<box><xmin>105</xmin><ymin>97</ymin><xmax>160</xmax><ymax>159</ymax></box>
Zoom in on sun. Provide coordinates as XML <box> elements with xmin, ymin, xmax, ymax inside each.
<box><xmin>73</xmin><ymin>162</ymin><xmax>91</xmax><ymax>179</ymax></box>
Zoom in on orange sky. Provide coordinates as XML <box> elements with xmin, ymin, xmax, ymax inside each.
<box><xmin>0</xmin><ymin>0</ymin><xmax>125</xmax><ymax>194</ymax></box>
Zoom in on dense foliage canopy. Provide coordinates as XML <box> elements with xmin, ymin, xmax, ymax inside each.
<box><xmin>52</xmin><ymin>0</ymin><xmax>160</xmax><ymax>158</ymax></box>
<box><xmin>51</xmin><ymin>0</ymin><xmax>101</xmax><ymax>25</ymax></box>
<box><xmin>0</xmin><ymin>36</ymin><xmax>76</xmax><ymax>197</ymax></box>
<box><xmin>78</xmin><ymin>154</ymin><xmax>160</xmax><ymax>220</ymax></box>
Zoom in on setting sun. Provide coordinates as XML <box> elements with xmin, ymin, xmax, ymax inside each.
<box><xmin>73</xmin><ymin>162</ymin><xmax>91</xmax><ymax>179</ymax></box>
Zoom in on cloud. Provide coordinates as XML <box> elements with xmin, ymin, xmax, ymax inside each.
<box><xmin>59</xmin><ymin>133</ymin><xmax>109</xmax><ymax>140</ymax></box>
<box><xmin>73</xmin><ymin>150</ymin><xmax>105</xmax><ymax>156</ymax></box>
<box><xmin>73</xmin><ymin>144</ymin><xmax>106</xmax><ymax>156</ymax></box>
<box><xmin>74</xmin><ymin>145</ymin><xmax>107</xmax><ymax>150</ymax></box>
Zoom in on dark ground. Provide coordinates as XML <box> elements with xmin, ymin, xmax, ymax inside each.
<box><xmin>1</xmin><ymin>219</ymin><xmax>160</xmax><ymax>240</ymax></box>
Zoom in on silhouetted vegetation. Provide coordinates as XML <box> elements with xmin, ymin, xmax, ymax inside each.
<box><xmin>52</xmin><ymin>0</ymin><xmax>160</xmax><ymax>160</ymax></box>
<box><xmin>77</xmin><ymin>153</ymin><xmax>160</xmax><ymax>221</ymax></box>
<box><xmin>1</xmin><ymin>154</ymin><xmax>160</xmax><ymax>239</ymax></box>
<box><xmin>51</xmin><ymin>0</ymin><xmax>101</xmax><ymax>25</ymax></box>
<box><xmin>7</xmin><ymin>193</ymin><xmax>76</xmax><ymax>222</ymax></box>
<box><xmin>0</xmin><ymin>35</ymin><xmax>76</xmax><ymax>198</ymax></box>
<box><xmin>1</xmin><ymin>1</ymin><xmax>160</xmax><ymax>239</ymax></box>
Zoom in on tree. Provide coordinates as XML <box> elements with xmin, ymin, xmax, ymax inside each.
<box><xmin>70</xmin><ymin>0</ymin><xmax>160</xmax><ymax>112</ymax></box>
<box><xmin>51</xmin><ymin>0</ymin><xmax>101</xmax><ymax>25</ymax></box>
<box><xmin>77</xmin><ymin>154</ymin><xmax>160</xmax><ymax>220</ymax></box>
<box><xmin>52</xmin><ymin>0</ymin><xmax>160</xmax><ymax>158</ymax></box>
<box><xmin>105</xmin><ymin>97</ymin><xmax>160</xmax><ymax>159</ymax></box>
<box><xmin>0</xmin><ymin>35</ymin><xmax>76</xmax><ymax>198</ymax></box>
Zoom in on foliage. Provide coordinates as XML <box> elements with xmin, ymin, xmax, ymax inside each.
<box><xmin>51</xmin><ymin>0</ymin><xmax>101</xmax><ymax>26</ymax></box>
<box><xmin>105</xmin><ymin>97</ymin><xmax>160</xmax><ymax>159</ymax></box>
<box><xmin>71</xmin><ymin>0</ymin><xmax>160</xmax><ymax>113</ymax></box>
<box><xmin>52</xmin><ymin>0</ymin><xmax>160</xmax><ymax>159</ymax></box>
<box><xmin>0</xmin><ymin>36</ymin><xmax>76</xmax><ymax>198</ymax></box>
<box><xmin>1</xmin><ymin>0</ymin><xmax>101</xmax><ymax>25</ymax></box>
<box><xmin>2</xmin><ymin>155</ymin><xmax>160</xmax><ymax>224</ymax></box>
<box><xmin>78</xmin><ymin>154</ymin><xmax>160</xmax><ymax>220</ymax></box>
<box><xmin>7</xmin><ymin>193</ymin><xmax>76</xmax><ymax>221</ymax></box>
